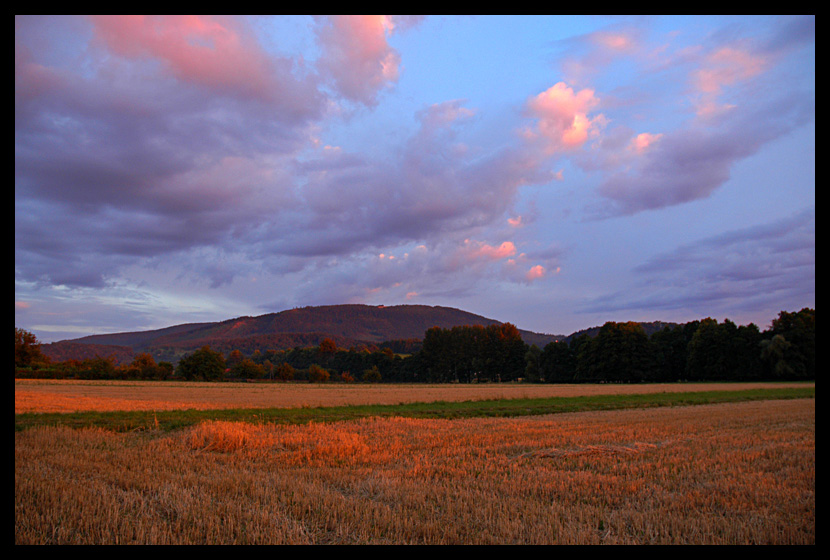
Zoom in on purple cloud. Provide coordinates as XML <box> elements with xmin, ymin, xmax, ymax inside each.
<box><xmin>583</xmin><ymin>208</ymin><xmax>815</xmax><ymax>321</ymax></box>
<box><xmin>552</xmin><ymin>16</ymin><xmax>816</xmax><ymax>218</ymax></box>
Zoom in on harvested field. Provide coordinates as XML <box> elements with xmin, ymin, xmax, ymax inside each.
<box><xmin>14</xmin><ymin>379</ymin><xmax>812</xmax><ymax>414</ymax></box>
<box><xmin>15</xmin><ymin>398</ymin><xmax>814</xmax><ymax>544</ymax></box>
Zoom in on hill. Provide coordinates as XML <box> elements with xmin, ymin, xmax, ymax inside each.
<box><xmin>39</xmin><ymin>342</ymin><xmax>135</xmax><ymax>365</ymax></box>
<box><xmin>43</xmin><ymin>304</ymin><xmax>566</xmax><ymax>363</ymax></box>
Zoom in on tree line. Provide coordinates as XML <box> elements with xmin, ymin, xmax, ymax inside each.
<box><xmin>15</xmin><ymin>308</ymin><xmax>814</xmax><ymax>383</ymax></box>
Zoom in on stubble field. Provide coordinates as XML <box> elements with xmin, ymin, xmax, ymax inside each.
<box><xmin>13</xmin><ymin>378</ymin><xmax>812</xmax><ymax>413</ymax></box>
<box><xmin>15</xmin><ymin>381</ymin><xmax>815</xmax><ymax>544</ymax></box>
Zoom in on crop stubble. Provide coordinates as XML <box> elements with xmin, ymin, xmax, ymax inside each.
<box><xmin>14</xmin><ymin>379</ymin><xmax>811</xmax><ymax>414</ymax></box>
<box><xmin>15</xmin><ymin>396</ymin><xmax>814</xmax><ymax>544</ymax></box>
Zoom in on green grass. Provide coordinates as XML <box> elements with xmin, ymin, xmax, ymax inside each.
<box><xmin>14</xmin><ymin>386</ymin><xmax>814</xmax><ymax>433</ymax></box>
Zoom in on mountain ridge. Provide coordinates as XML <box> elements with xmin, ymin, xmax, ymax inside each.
<box><xmin>42</xmin><ymin>304</ymin><xmax>566</xmax><ymax>363</ymax></box>
<box><xmin>40</xmin><ymin>304</ymin><xmax>678</xmax><ymax>365</ymax></box>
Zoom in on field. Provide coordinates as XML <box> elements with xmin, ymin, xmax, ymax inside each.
<box><xmin>14</xmin><ymin>379</ymin><xmax>812</xmax><ymax>413</ymax></box>
<box><xmin>15</xmin><ymin>381</ymin><xmax>815</xmax><ymax>544</ymax></box>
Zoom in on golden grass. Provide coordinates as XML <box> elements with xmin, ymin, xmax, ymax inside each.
<box><xmin>14</xmin><ymin>379</ymin><xmax>813</xmax><ymax>414</ymax></box>
<box><xmin>15</xmin><ymin>399</ymin><xmax>814</xmax><ymax>544</ymax></box>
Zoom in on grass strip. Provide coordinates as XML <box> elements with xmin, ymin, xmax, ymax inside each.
<box><xmin>14</xmin><ymin>386</ymin><xmax>814</xmax><ymax>433</ymax></box>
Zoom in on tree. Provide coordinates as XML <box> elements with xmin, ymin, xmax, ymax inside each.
<box><xmin>274</xmin><ymin>362</ymin><xmax>295</xmax><ymax>381</ymax></box>
<box><xmin>129</xmin><ymin>352</ymin><xmax>159</xmax><ymax>380</ymax></box>
<box><xmin>524</xmin><ymin>345</ymin><xmax>542</xmax><ymax>382</ymax></box>
<box><xmin>230</xmin><ymin>358</ymin><xmax>265</xmax><ymax>379</ymax></box>
<box><xmin>79</xmin><ymin>356</ymin><xmax>117</xmax><ymax>380</ymax></box>
<box><xmin>760</xmin><ymin>334</ymin><xmax>795</xmax><ymax>379</ymax></box>
<box><xmin>686</xmin><ymin>318</ymin><xmax>741</xmax><ymax>381</ymax></box>
<box><xmin>420</xmin><ymin>326</ymin><xmax>454</xmax><ymax>382</ymax></box>
<box><xmin>769</xmin><ymin>308</ymin><xmax>815</xmax><ymax>379</ymax></box>
<box><xmin>308</xmin><ymin>364</ymin><xmax>330</xmax><ymax>383</ymax></box>
<box><xmin>15</xmin><ymin>328</ymin><xmax>47</xmax><ymax>369</ymax></box>
<box><xmin>492</xmin><ymin>323</ymin><xmax>528</xmax><ymax>382</ymax></box>
<box><xmin>419</xmin><ymin>323</ymin><xmax>526</xmax><ymax>383</ymax></box>
<box><xmin>588</xmin><ymin>322</ymin><xmax>653</xmax><ymax>382</ymax></box>
<box><xmin>650</xmin><ymin>326</ymin><xmax>688</xmax><ymax>382</ymax></box>
<box><xmin>362</xmin><ymin>365</ymin><xmax>382</xmax><ymax>382</ymax></box>
<box><xmin>176</xmin><ymin>346</ymin><xmax>226</xmax><ymax>381</ymax></box>
<box><xmin>227</xmin><ymin>349</ymin><xmax>244</xmax><ymax>368</ymax></box>
<box><xmin>540</xmin><ymin>341</ymin><xmax>575</xmax><ymax>383</ymax></box>
<box><xmin>686</xmin><ymin>318</ymin><xmax>720</xmax><ymax>380</ymax></box>
<box><xmin>571</xmin><ymin>334</ymin><xmax>596</xmax><ymax>382</ymax></box>
<box><xmin>319</xmin><ymin>338</ymin><xmax>337</xmax><ymax>356</ymax></box>
<box><xmin>157</xmin><ymin>361</ymin><xmax>174</xmax><ymax>380</ymax></box>
<box><xmin>732</xmin><ymin>323</ymin><xmax>762</xmax><ymax>380</ymax></box>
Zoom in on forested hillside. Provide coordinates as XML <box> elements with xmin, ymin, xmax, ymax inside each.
<box><xmin>40</xmin><ymin>304</ymin><xmax>564</xmax><ymax>363</ymax></box>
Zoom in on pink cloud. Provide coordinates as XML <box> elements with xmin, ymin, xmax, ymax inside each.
<box><xmin>692</xmin><ymin>46</ymin><xmax>768</xmax><ymax>118</ymax></box>
<box><xmin>525</xmin><ymin>82</ymin><xmax>604</xmax><ymax>152</ymax></box>
<box><xmin>463</xmin><ymin>240</ymin><xmax>517</xmax><ymax>261</ymax></box>
<box><xmin>15</xmin><ymin>41</ymin><xmax>61</xmax><ymax>110</ymax></box>
<box><xmin>630</xmin><ymin>132</ymin><xmax>663</xmax><ymax>154</ymax></box>
<box><xmin>694</xmin><ymin>46</ymin><xmax>767</xmax><ymax>94</ymax></box>
<box><xmin>525</xmin><ymin>265</ymin><xmax>546</xmax><ymax>281</ymax></box>
<box><xmin>501</xmin><ymin>250</ymin><xmax>559</xmax><ymax>284</ymax></box>
<box><xmin>87</xmin><ymin>15</ymin><xmax>316</xmax><ymax>110</ymax></box>
<box><xmin>315</xmin><ymin>15</ymin><xmax>421</xmax><ymax>106</ymax></box>
<box><xmin>591</xmin><ymin>31</ymin><xmax>636</xmax><ymax>52</ymax></box>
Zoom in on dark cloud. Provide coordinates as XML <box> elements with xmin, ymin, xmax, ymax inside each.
<box><xmin>583</xmin><ymin>208</ymin><xmax>815</xmax><ymax>320</ymax></box>
<box><xmin>15</xmin><ymin>19</ymin><xmax>549</xmax><ymax>296</ymax></box>
<box><xmin>15</xmin><ymin>16</ymin><xmax>323</xmax><ymax>289</ymax></box>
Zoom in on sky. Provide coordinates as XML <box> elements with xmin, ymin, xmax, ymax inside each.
<box><xmin>15</xmin><ymin>15</ymin><xmax>815</xmax><ymax>343</ymax></box>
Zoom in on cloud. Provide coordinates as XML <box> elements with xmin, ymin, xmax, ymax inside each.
<box><xmin>314</xmin><ymin>15</ymin><xmax>423</xmax><ymax>106</ymax></box>
<box><xmin>14</xmin><ymin>15</ymin><xmax>325</xmax><ymax>289</ymax></box>
<box><xmin>568</xmin><ymin>18</ymin><xmax>815</xmax><ymax>218</ymax></box>
<box><xmin>502</xmin><ymin>250</ymin><xmax>558</xmax><ymax>285</ymax></box>
<box><xmin>525</xmin><ymin>265</ymin><xmax>546</xmax><ymax>281</ymax></box>
<box><xmin>15</xmin><ymin>16</ymin><xmax>813</xmax><ymax>342</ymax></box>
<box><xmin>630</xmin><ymin>132</ymin><xmax>663</xmax><ymax>153</ymax></box>
<box><xmin>554</xmin><ymin>25</ymin><xmax>646</xmax><ymax>87</ymax></box>
<box><xmin>88</xmin><ymin>15</ymin><xmax>323</xmax><ymax>117</ymax></box>
<box><xmin>454</xmin><ymin>239</ymin><xmax>516</xmax><ymax>264</ymax></box>
<box><xmin>583</xmin><ymin>208</ymin><xmax>815</xmax><ymax>319</ymax></box>
<box><xmin>592</xmin><ymin>31</ymin><xmax>637</xmax><ymax>52</ymax></box>
<box><xmin>274</xmin><ymin>99</ymin><xmax>552</xmax><ymax>260</ymax></box>
<box><xmin>592</xmin><ymin>90</ymin><xmax>813</xmax><ymax>217</ymax></box>
<box><xmin>524</xmin><ymin>82</ymin><xmax>604</xmax><ymax>153</ymax></box>
<box><xmin>692</xmin><ymin>45</ymin><xmax>768</xmax><ymax>118</ymax></box>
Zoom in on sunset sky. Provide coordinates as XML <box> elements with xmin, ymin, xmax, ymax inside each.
<box><xmin>15</xmin><ymin>15</ymin><xmax>815</xmax><ymax>343</ymax></box>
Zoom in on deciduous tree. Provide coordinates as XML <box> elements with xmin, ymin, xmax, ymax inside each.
<box><xmin>15</xmin><ymin>328</ymin><xmax>47</xmax><ymax>368</ymax></box>
<box><xmin>176</xmin><ymin>346</ymin><xmax>226</xmax><ymax>381</ymax></box>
